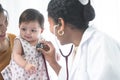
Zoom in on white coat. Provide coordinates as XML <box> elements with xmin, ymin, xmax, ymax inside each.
<box><xmin>58</xmin><ymin>26</ymin><xmax>120</xmax><ymax>80</ymax></box>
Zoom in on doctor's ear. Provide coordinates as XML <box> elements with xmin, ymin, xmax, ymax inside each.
<box><xmin>57</xmin><ymin>18</ymin><xmax>65</xmax><ymax>28</ymax></box>
<box><xmin>57</xmin><ymin>18</ymin><xmax>65</xmax><ymax>36</ymax></box>
<box><xmin>58</xmin><ymin>22</ymin><xmax>62</xmax><ymax>27</ymax></box>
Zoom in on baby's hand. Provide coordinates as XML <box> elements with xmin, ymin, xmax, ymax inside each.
<box><xmin>24</xmin><ymin>63</ymin><xmax>36</xmax><ymax>75</ymax></box>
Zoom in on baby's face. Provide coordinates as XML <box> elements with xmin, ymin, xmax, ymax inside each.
<box><xmin>19</xmin><ymin>21</ymin><xmax>42</xmax><ymax>43</ymax></box>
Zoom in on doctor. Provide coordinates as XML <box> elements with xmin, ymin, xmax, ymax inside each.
<box><xmin>38</xmin><ymin>0</ymin><xmax>120</xmax><ymax>80</ymax></box>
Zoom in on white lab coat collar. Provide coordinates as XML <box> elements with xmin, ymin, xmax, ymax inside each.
<box><xmin>69</xmin><ymin>26</ymin><xmax>95</xmax><ymax>80</ymax></box>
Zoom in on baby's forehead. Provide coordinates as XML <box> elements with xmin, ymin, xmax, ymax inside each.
<box><xmin>21</xmin><ymin>20</ymin><xmax>39</xmax><ymax>24</ymax></box>
<box><xmin>20</xmin><ymin>21</ymin><xmax>41</xmax><ymax>28</ymax></box>
<box><xmin>20</xmin><ymin>20</ymin><xmax>40</xmax><ymax>25</ymax></box>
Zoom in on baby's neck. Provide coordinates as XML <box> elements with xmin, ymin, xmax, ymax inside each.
<box><xmin>28</xmin><ymin>39</ymin><xmax>39</xmax><ymax>46</ymax></box>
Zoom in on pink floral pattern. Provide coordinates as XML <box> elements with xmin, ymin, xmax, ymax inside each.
<box><xmin>1</xmin><ymin>36</ymin><xmax>49</xmax><ymax>80</ymax></box>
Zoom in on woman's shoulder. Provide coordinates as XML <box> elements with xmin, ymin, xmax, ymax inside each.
<box><xmin>7</xmin><ymin>33</ymin><xmax>16</xmax><ymax>39</ymax></box>
<box><xmin>6</xmin><ymin>33</ymin><xmax>16</xmax><ymax>49</ymax></box>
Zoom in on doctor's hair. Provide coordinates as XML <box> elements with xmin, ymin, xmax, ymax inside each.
<box><xmin>19</xmin><ymin>9</ymin><xmax>44</xmax><ymax>29</ymax></box>
<box><xmin>0</xmin><ymin>4</ymin><xmax>4</xmax><ymax>13</ymax></box>
<box><xmin>47</xmin><ymin>0</ymin><xmax>95</xmax><ymax>30</ymax></box>
<box><xmin>0</xmin><ymin>4</ymin><xmax>9</xmax><ymax>22</ymax></box>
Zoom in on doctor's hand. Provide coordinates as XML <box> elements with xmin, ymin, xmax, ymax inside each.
<box><xmin>37</xmin><ymin>41</ymin><xmax>61</xmax><ymax>75</ymax></box>
<box><xmin>37</xmin><ymin>41</ymin><xmax>56</xmax><ymax>64</ymax></box>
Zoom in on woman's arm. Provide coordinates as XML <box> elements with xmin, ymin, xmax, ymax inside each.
<box><xmin>49</xmin><ymin>59</ymin><xmax>61</xmax><ymax>75</ymax></box>
<box><xmin>37</xmin><ymin>41</ymin><xmax>61</xmax><ymax>75</ymax></box>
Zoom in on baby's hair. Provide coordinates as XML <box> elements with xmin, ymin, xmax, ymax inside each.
<box><xmin>47</xmin><ymin>0</ymin><xmax>95</xmax><ymax>30</ymax></box>
<box><xmin>19</xmin><ymin>9</ymin><xmax>44</xmax><ymax>29</ymax></box>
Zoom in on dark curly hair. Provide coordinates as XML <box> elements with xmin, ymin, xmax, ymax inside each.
<box><xmin>0</xmin><ymin>4</ymin><xmax>9</xmax><ymax>21</ymax></box>
<box><xmin>19</xmin><ymin>9</ymin><xmax>44</xmax><ymax>29</ymax></box>
<box><xmin>47</xmin><ymin>0</ymin><xmax>95</xmax><ymax>30</ymax></box>
<box><xmin>0</xmin><ymin>4</ymin><xmax>4</xmax><ymax>13</ymax></box>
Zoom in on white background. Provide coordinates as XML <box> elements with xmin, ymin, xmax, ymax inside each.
<box><xmin>0</xmin><ymin>0</ymin><xmax>120</xmax><ymax>42</ymax></box>
<box><xmin>0</xmin><ymin>0</ymin><xmax>120</xmax><ymax>79</ymax></box>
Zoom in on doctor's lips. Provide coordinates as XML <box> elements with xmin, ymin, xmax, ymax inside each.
<box><xmin>36</xmin><ymin>43</ymin><xmax>50</xmax><ymax>51</ymax></box>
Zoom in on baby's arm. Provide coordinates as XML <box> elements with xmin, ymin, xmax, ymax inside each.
<box><xmin>12</xmin><ymin>39</ymin><xmax>36</xmax><ymax>74</ymax></box>
<box><xmin>12</xmin><ymin>39</ymin><xmax>27</xmax><ymax>68</ymax></box>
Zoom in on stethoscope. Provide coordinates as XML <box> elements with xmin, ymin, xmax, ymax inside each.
<box><xmin>59</xmin><ymin>45</ymin><xmax>73</xmax><ymax>80</ymax></box>
<box><xmin>54</xmin><ymin>25</ymin><xmax>74</xmax><ymax>80</ymax></box>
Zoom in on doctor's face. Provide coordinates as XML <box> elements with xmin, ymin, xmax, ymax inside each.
<box><xmin>48</xmin><ymin>17</ymin><xmax>55</xmax><ymax>34</ymax></box>
<box><xmin>48</xmin><ymin>17</ymin><xmax>71</xmax><ymax>45</ymax></box>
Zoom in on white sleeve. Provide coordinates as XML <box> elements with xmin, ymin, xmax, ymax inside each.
<box><xmin>57</xmin><ymin>67</ymin><xmax>66</xmax><ymax>80</ymax></box>
<box><xmin>87</xmin><ymin>36</ymin><xmax>120</xmax><ymax>80</ymax></box>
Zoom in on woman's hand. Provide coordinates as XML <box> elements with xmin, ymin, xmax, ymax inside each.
<box><xmin>37</xmin><ymin>41</ymin><xmax>61</xmax><ymax>75</ymax></box>
<box><xmin>37</xmin><ymin>41</ymin><xmax>56</xmax><ymax>64</ymax></box>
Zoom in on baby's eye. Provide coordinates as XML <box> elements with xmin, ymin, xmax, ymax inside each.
<box><xmin>21</xmin><ymin>28</ymin><xmax>26</xmax><ymax>31</ymax></box>
<box><xmin>31</xmin><ymin>29</ymin><xmax>37</xmax><ymax>32</ymax></box>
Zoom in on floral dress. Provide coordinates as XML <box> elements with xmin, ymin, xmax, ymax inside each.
<box><xmin>1</xmin><ymin>36</ymin><xmax>49</xmax><ymax>80</ymax></box>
